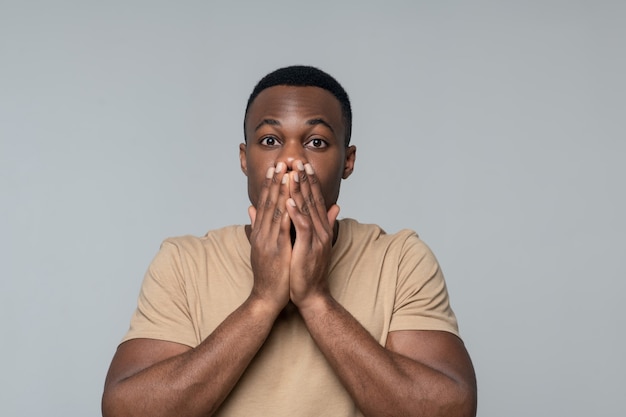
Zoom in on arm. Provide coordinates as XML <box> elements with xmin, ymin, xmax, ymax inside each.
<box><xmin>286</xmin><ymin>162</ymin><xmax>477</xmax><ymax>417</ymax></box>
<box><xmin>102</xmin><ymin>297</ymin><xmax>280</xmax><ymax>417</ymax></box>
<box><xmin>299</xmin><ymin>298</ymin><xmax>477</xmax><ymax>417</ymax></box>
<box><xmin>102</xmin><ymin>164</ymin><xmax>293</xmax><ymax>417</ymax></box>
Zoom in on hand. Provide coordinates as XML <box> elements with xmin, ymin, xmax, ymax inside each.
<box><xmin>248</xmin><ymin>163</ymin><xmax>292</xmax><ymax>312</ymax></box>
<box><xmin>285</xmin><ymin>161</ymin><xmax>339</xmax><ymax>308</ymax></box>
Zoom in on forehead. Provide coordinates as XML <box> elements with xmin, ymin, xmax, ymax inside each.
<box><xmin>245</xmin><ymin>86</ymin><xmax>344</xmax><ymax>133</ymax></box>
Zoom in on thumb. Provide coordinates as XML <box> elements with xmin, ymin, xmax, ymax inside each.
<box><xmin>248</xmin><ymin>205</ymin><xmax>257</xmax><ymax>228</ymax></box>
<box><xmin>327</xmin><ymin>204</ymin><xmax>340</xmax><ymax>228</ymax></box>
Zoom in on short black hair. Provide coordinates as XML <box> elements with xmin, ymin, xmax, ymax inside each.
<box><xmin>244</xmin><ymin>65</ymin><xmax>352</xmax><ymax>145</ymax></box>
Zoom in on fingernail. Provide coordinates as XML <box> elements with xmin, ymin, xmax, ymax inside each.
<box><xmin>282</xmin><ymin>173</ymin><xmax>288</xmax><ymax>184</ymax></box>
<box><xmin>296</xmin><ymin>160</ymin><xmax>304</xmax><ymax>171</ymax></box>
<box><xmin>266</xmin><ymin>167</ymin><xmax>275</xmax><ymax>179</ymax></box>
<box><xmin>287</xmin><ymin>198</ymin><xmax>296</xmax><ymax>207</ymax></box>
<box><xmin>293</xmin><ymin>171</ymin><xmax>299</xmax><ymax>183</ymax></box>
<box><xmin>304</xmin><ymin>163</ymin><xmax>314</xmax><ymax>175</ymax></box>
<box><xmin>275</xmin><ymin>162</ymin><xmax>285</xmax><ymax>173</ymax></box>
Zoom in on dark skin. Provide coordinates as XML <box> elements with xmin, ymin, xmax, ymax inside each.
<box><xmin>102</xmin><ymin>86</ymin><xmax>477</xmax><ymax>417</ymax></box>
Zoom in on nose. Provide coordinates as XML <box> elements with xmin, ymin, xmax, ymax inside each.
<box><xmin>278</xmin><ymin>140</ymin><xmax>306</xmax><ymax>171</ymax></box>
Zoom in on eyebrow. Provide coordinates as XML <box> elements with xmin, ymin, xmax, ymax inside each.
<box><xmin>254</xmin><ymin>118</ymin><xmax>335</xmax><ymax>133</ymax></box>
<box><xmin>307</xmin><ymin>118</ymin><xmax>334</xmax><ymax>133</ymax></box>
<box><xmin>255</xmin><ymin>118</ymin><xmax>280</xmax><ymax>131</ymax></box>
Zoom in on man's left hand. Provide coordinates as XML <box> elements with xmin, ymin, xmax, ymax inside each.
<box><xmin>285</xmin><ymin>160</ymin><xmax>339</xmax><ymax>309</ymax></box>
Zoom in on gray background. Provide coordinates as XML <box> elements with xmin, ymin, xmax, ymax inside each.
<box><xmin>1</xmin><ymin>1</ymin><xmax>624</xmax><ymax>416</ymax></box>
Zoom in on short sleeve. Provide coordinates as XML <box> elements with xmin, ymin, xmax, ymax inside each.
<box><xmin>121</xmin><ymin>240</ymin><xmax>197</xmax><ymax>347</ymax></box>
<box><xmin>389</xmin><ymin>232</ymin><xmax>459</xmax><ymax>336</ymax></box>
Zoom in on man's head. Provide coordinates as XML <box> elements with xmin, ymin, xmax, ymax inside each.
<box><xmin>240</xmin><ymin>66</ymin><xmax>356</xmax><ymax>210</ymax></box>
<box><xmin>244</xmin><ymin>65</ymin><xmax>352</xmax><ymax>146</ymax></box>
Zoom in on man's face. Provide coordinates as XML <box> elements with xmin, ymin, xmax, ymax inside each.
<box><xmin>240</xmin><ymin>85</ymin><xmax>356</xmax><ymax>211</ymax></box>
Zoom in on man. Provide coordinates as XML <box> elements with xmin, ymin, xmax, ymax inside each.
<box><xmin>102</xmin><ymin>65</ymin><xmax>477</xmax><ymax>417</ymax></box>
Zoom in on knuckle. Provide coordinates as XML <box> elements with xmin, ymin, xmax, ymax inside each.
<box><xmin>273</xmin><ymin>208</ymin><xmax>283</xmax><ymax>222</ymax></box>
<box><xmin>300</xmin><ymin>221</ymin><xmax>312</xmax><ymax>232</ymax></box>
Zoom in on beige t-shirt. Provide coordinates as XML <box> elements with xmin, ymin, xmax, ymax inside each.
<box><xmin>123</xmin><ymin>218</ymin><xmax>459</xmax><ymax>416</ymax></box>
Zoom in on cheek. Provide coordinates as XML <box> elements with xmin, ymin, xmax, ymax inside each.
<box><xmin>247</xmin><ymin>158</ymin><xmax>277</xmax><ymax>206</ymax></box>
<box><xmin>314</xmin><ymin>163</ymin><xmax>344</xmax><ymax>201</ymax></box>
<box><xmin>313</xmin><ymin>156</ymin><xmax>344</xmax><ymax>182</ymax></box>
<box><xmin>246</xmin><ymin>156</ymin><xmax>272</xmax><ymax>183</ymax></box>
<box><xmin>249</xmin><ymin>154</ymin><xmax>276</xmax><ymax>174</ymax></box>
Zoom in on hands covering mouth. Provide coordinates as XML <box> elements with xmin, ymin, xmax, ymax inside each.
<box><xmin>247</xmin><ymin>160</ymin><xmax>339</xmax><ymax>311</ymax></box>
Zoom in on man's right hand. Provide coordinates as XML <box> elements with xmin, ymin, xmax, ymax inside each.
<box><xmin>247</xmin><ymin>162</ymin><xmax>292</xmax><ymax>312</ymax></box>
<box><xmin>103</xmin><ymin>166</ymin><xmax>293</xmax><ymax>417</ymax></box>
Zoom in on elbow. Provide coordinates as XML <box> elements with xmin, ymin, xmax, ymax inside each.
<box><xmin>390</xmin><ymin>382</ymin><xmax>476</xmax><ymax>417</ymax></box>
<box><xmin>101</xmin><ymin>390</ymin><xmax>113</xmax><ymax>417</ymax></box>
<box><xmin>102</xmin><ymin>384</ymin><xmax>132</xmax><ymax>417</ymax></box>
<box><xmin>101</xmin><ymin>386</ymin><xmax>118</xmax><ymax>417</ymax></box>
<box><xmin>458</xmin><ymin>385</ymin><xmax>477</xmax><ymax>417</ymax></box>
<box><xmin>414</xmin><ymin>378</ymin><xmax>477</xmax><ymax>417</ymax></box>
<box><xmin>445</xmin><ymin>379</ymin><xmax>477</xmax><ymax>417</ymax></box>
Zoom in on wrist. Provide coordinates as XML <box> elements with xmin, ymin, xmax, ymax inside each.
<box><xmin>245</xmin><ymin>292</ymin><xmax>286</xmax><ymax>320</ymax></box>
<box><xmin>295</xmin><ymin>292</ymin><xmax>335</xmax><ymax>321</ymax></box>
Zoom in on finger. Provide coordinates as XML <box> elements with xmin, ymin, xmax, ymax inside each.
<box><xmin>290</xmin><ymin>160</ymin><xmax>320</xmax><ymax>221</ymax></box>
<box><xmin>303</xmin><ymin>163</ymin><xmax>328</xmax><ymax>224</ymax></box>
<box><xmin>276</xmin><ymin>171</ymin><xmax>292</xmax><ymax>246</ymax></box>
<box><xmin>286</xmin><ymin>166</ymin><xmax>311</xmax><ymax>246</ymax></box>
<box><xmin>253</xmin><ymin>165</ymin><xmax>276</xmax><ymax>229</ymax></box>
<box><xmin>287</xmin><ymin>162</ymin><xmax>330</xmax><ymax>248</ymax></box>
<box><xmin>288</xmin><ymin>162</ymin><xmax>317</xmax><ymax>239</ymax></box>
<box><xmin>289</xmin><ymin>160</ymin><xmax>307</xmax><ymax>215</ymax></box>
<box><xmin>257</xmin><ymin>163</ymin><xmax>286</xmax><ymax>237</ymax></box>
<box><xmin>296</xmin><ymin>163</ymin><xmax>331</xmax><ymax>240</ymax></box>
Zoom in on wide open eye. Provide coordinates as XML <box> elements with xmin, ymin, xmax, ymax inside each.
<box><xmin>260</xmin><ymin>136</ymin><xmax>279</xmax><ymax>147</ymax></box>
<box><xmin>305</xmin><ymin>138</ymin><xmax>328</xmax><ymax>149</ymax></box>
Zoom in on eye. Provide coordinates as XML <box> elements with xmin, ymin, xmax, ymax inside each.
<box><xmin>305</xmin><ymin>138</ymin><xmax>328</xmax><ymax>149</ymax></box>
<box><xmin>260</xmin><ymin>136</ymin><xmax>279</xmax><ymax>147</ymax></box>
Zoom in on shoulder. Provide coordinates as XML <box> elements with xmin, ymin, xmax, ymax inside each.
<box><xmin>160</xmin><ymin>225</ymin><xmax>247</xmax><ymax>254</ymax></box>
<box><xmin>338</xmin><ymin>218</ymin><xmax>429</xmax><ymax>253</ymax></box>
<box><xmin>150</xmin><ymin>225</ymin><xmax>250</xmax><ymax>272</ymax></box>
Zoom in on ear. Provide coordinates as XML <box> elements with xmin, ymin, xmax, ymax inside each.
<box><xmin>239</xmin><ymin>143</ymin><xmax>248</xmax><ymax>176</ymax></box>
<box><xmin>342</xmin><ymin>145</ymin><xmax>356</xmax><ymax>179</ymax></box>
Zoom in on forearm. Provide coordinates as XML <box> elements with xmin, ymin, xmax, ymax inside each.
<box><xmin>103</xmin><ymin>296</ymin><xmax>280</xmax><ymax>417</ymax></box>
<box><xmin>298</xmin><ymin>295</ymin><xmax>475</xmax><ymax>417</ymax></box>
